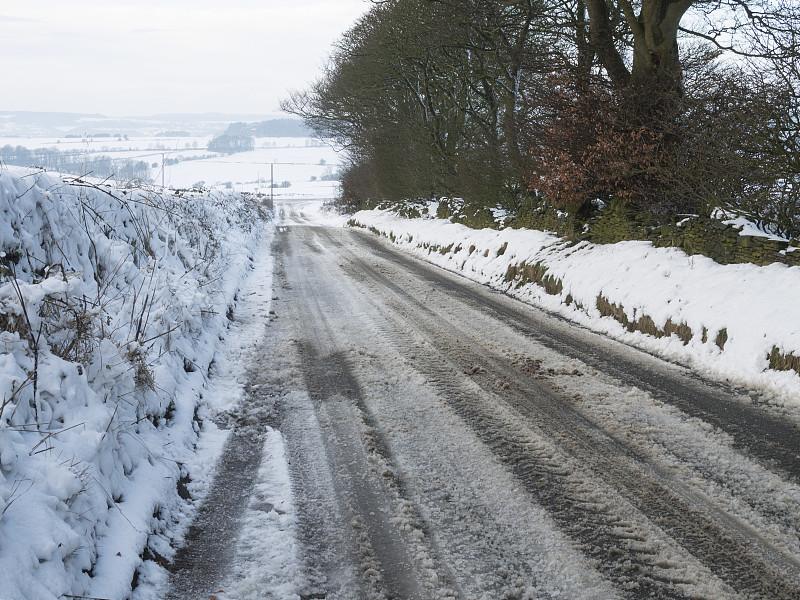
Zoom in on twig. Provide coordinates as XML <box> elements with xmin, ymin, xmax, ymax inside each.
<box><xmin>90</xmin><ymin>476</ymin><xmax>141</xmax><ymax>533</ymax></box>
<box><xmin>100</xmin><ymin>404</ymin><xmax>119</xmax><ymax>443</ymax></box>
<box><xmin>1</xmin><ymin>476</ymin><xmax>34</xmax><ymax>517</ymax></box>
<box><xmin>9</xmin><ymin>266</ymin><xmax>39</xmax><ymax>422</ymax></box>
<box><xmin>138</xmin><ymin>324</ymin><xmax>180</xmax><ymax>346</ymax></box>
<box><xmin>29</xmin><ymin>422</ymin><xmax>86</xmax><ymax>456</ymax></box>
<box><xmin>0</xmin><ymin>372</ymin><xmax>34</xmax><ymax>422</ymax></box>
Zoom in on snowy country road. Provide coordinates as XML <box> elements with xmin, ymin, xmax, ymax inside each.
<box><xmin>170</xmin><ymin>205</ymin><xmax>800</xmax><ymax>600</ymax></box>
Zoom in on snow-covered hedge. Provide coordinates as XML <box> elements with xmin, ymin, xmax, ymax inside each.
<box><xmin>0</xmin><ymin>167</ymin><xmax>268</xmax><ymax>599</ymax></box>
<box><xmin>349</xmin><ymin>206</ymin><xmax>800</xmax><ymax>404</ymax></box>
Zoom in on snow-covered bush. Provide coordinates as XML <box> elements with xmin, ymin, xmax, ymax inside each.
<box><xmin>0</xmin><ymin>166</ymin><xmax>268</xmax><ymax>599</ymax></box>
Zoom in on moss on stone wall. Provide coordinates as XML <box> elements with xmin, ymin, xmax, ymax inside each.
<box><xmin>769</xmin><ymin>346</ymin><xmax>800</xmax><ymax>375</ymax></box>
<box><xmin>508</xmin><ymin>199</ymin><xmax>578</xmax><ymax>238</ymax></box>
<box><xmin>652</xmin><ymin>218</ymin><xmax>800</xmax><ymax>267</ymax></box>
<box><xmin>390</xmin><ymin>196</ymin><xmax>800</xmax><ymax>268</ymax></box>
<box><xmin>580</xmin><ymin>201</ymin><xmax>800</xmax><ymax>267</ymax></box>
<box><xmin>504</xmin><ymin>261</ymin><xmax>563</xmax><ymax>296</ymax></box>
<box><xmin>715</xmin><ymin>328</ymin><xmax>728</xmax><ymax>351</ymax></box>
<box><xmin>582</xmin><ymin>200</ymin><xmax>653</xmax><ymax>244</ymax></box>
<box><xmin>596</xmin><ymin>294</ymin><xmax>694</xmax><ymax>345</ymax></box>
<box><xmin>437</xmin><ymin>199</ymin><xmax>501</xmax><ymax>230</ymax></box>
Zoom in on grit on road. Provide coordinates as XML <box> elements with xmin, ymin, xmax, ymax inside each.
<box><xmin>167</xmin><ymin>201</ymin><xmax>800</xmax><ymax>600</ymax></box>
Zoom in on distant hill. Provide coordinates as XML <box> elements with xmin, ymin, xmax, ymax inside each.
<box><xmin>0</xmin><ymin>111</ymin><xmax>281</xmax><ymax>137</ymax></box>
<box><xmin>224</xmin><ymin>119</ymin><xmax>311</xmax><ymax>138</ymax></box>
<box><xmin>0</xmin><ymin>111</ymin><xmax>106</xmax><ymax>136</ymax></box>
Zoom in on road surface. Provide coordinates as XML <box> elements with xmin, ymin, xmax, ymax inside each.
<box><xmin>168</xmin><ymin>205</ymin><xmax>800</xmax><ymax>600</ymax></box>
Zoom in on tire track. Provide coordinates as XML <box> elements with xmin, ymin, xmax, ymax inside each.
<box><xmin>324</xmin><ymin>226</ymin><xmax>800</xmax><ymax>598</ymax></box>
<box><xmin>355</xmin><ymin>231</ymin><xmax>800</xmax><ymax>483</ymax></box>
<box><xmin>273</xmin><ymin>227</ymin><xmax>461</xmax><ymax>600</ymax></box>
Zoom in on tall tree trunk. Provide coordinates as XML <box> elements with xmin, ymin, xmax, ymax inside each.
<box><xmin>628</xmin><ymin>0</ymin><xmax>693</xmax><ymax>95</ymax></box>
<box><xmin>584</xmin><ymin>0</ymin><xmax>632</xmax><ymax>88</ymax></box>
<box><xmin>584</xmin><ymin>0</ymin><xmax>694</xmax><ymax>98</ymax></box>
<box><xmin>575</xmin><ymin>0</ymin><xmax>595</xmax><ymax>81</ymax></box>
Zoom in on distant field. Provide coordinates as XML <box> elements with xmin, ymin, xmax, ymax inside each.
<box><xmin>0</xmin><ymin>134</ymin><xmax>343</xmax><ymax>200</ymax></box>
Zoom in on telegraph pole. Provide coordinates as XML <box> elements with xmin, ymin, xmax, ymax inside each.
<box><xmin>270</xmin><ymin>162</ymin><xmax>274</xmax><ymax>204</ymax></box>
<box><xmin>162</xmin><ymin>153</ymin><xmax>165</xmax><ymax>188</ymax></box>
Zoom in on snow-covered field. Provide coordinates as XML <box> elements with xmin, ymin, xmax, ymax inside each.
<box><xmin>161</xmin><ymin>138</ymin><xmax>342</xmax><ymax>199</ymax></box>
<box><xmin>348</xmin><ymin>204</ymin><xmax>800</xmax><ymax>406</ymax></box>
<box><xmin>0</xmin><ymin>165</ymin><xmax>270</xmax><ymax>599</ymax></box>
<box><xmin>0</xmin><ymin>135</ymin><xmax>345</xmax><ymax>200</ymax></box>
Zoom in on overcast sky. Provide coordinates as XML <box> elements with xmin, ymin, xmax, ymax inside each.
<box><xmin>0</xmin><ymin>0</ymin><xmax>369</xmax><ymax>117</ymax></box>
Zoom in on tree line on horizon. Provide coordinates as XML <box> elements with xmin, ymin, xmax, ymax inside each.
<box><xmin>224</xmin><ymin>118</ymin><xmax>312</xmax><ymax>138</ymax></box>
<box><xmin>0</xmin><ymin>144</ymin><xmax>151</xmax><ymax>183</ymax></box>
<box><xmin>284</xmin><ymin>0</ymin><xmax>800</xmax><ymax>238</ymax></box>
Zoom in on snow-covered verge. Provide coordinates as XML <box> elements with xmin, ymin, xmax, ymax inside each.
<box><xmin>348</xmin><ymin>206</ymin><xmax>800</xmax><ymax>406</ymax></box>
<box><xmin>0</xmin><ymin>166</ymin><xmax>269</xmax><ymax>599</ymax></box>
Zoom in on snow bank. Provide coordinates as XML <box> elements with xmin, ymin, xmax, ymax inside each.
<box><xmin>349</xmin><ymin>207</ymin><xmax>800</xmax><ymax>405</ymax></box>
<box><xmin>0</xmin><ymin>166</ymin><xmax>269</xmax><ymax>599</ymax></box>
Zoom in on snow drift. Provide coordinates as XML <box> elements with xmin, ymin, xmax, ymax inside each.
<box><xmin>349</xmin><ymin>205</ymin><xmax>800</xmax><ymax>406</ymax></box>
<box><xmin>0</xmin><ymin>166</ymin><xmax>268</xmax><ymax>599</ymax></box>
